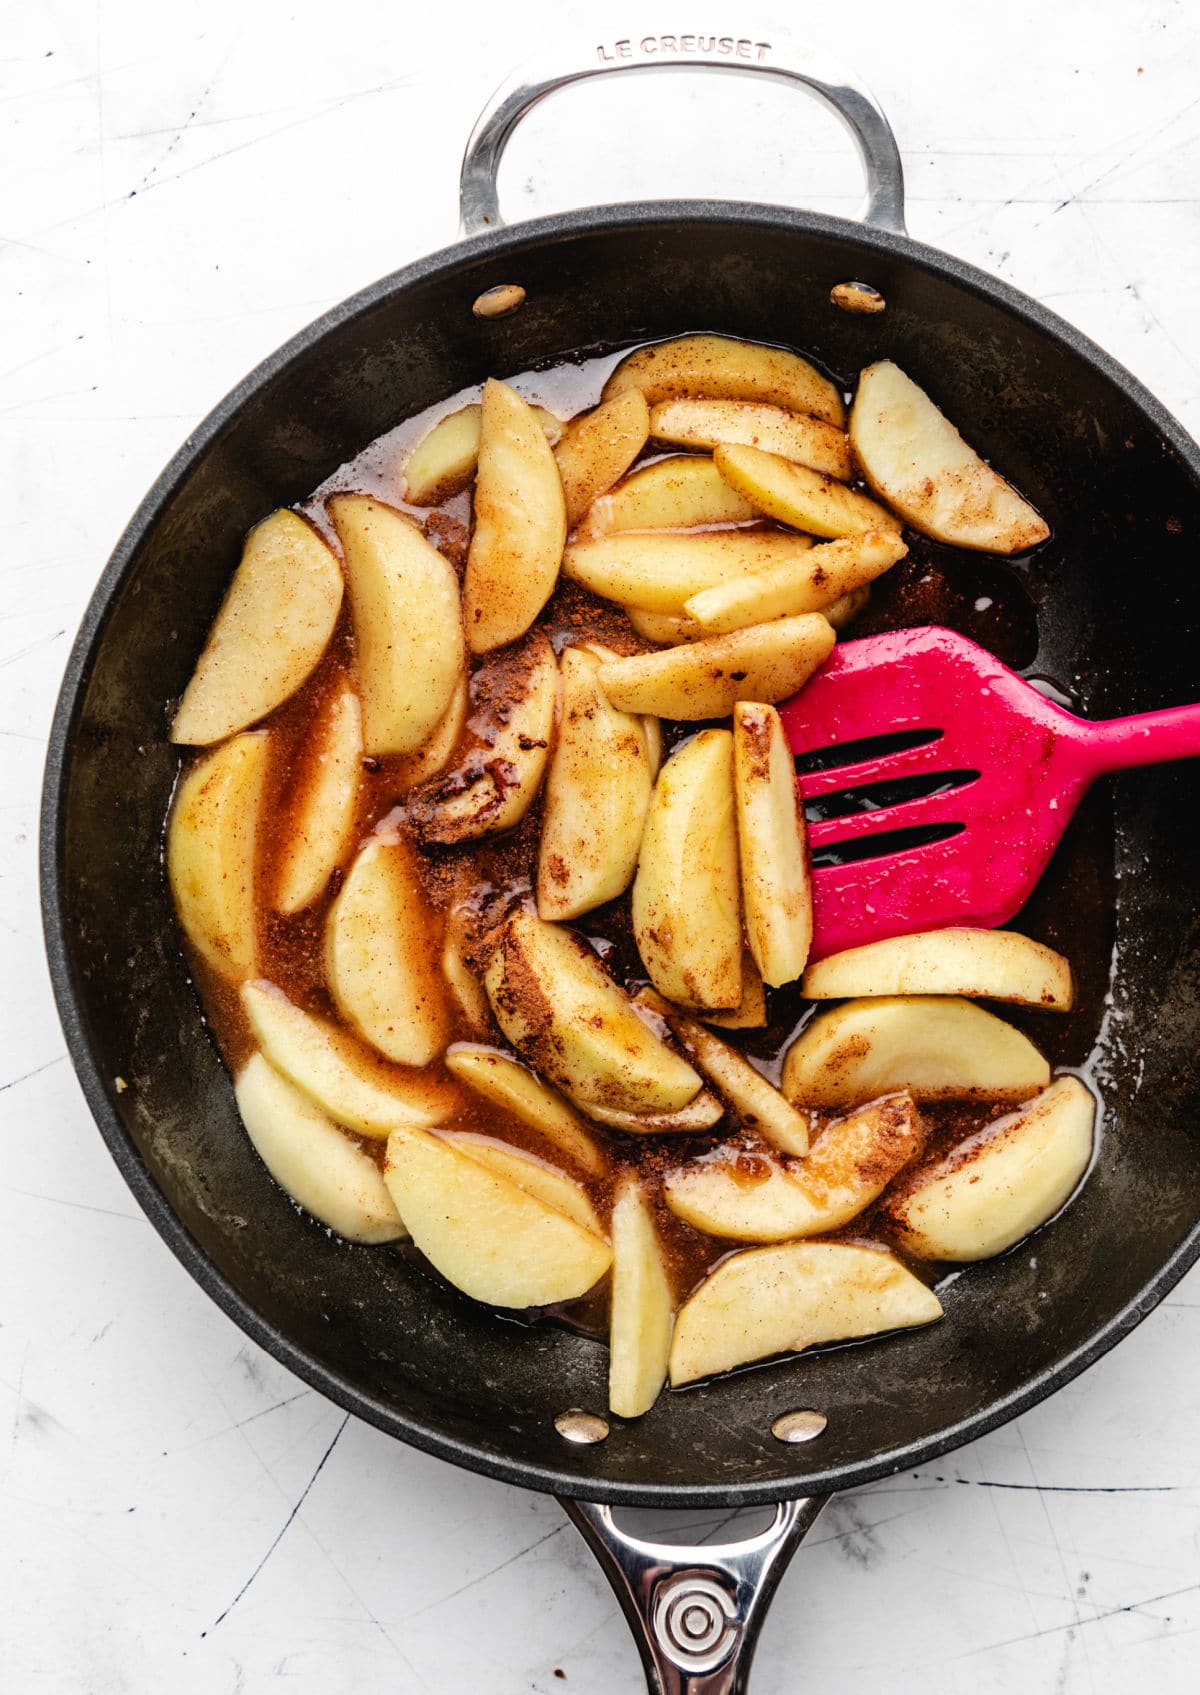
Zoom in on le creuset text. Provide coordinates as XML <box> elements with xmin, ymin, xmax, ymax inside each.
<box><xmin>596</xmin><ymin>36</ymin><xmax>772</xmax><ymax>63</ymax></box>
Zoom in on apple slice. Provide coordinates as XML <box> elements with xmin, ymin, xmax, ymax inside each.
<box><xmin>167</xmin><ymin>732</ymin><xmax>269</xmax><ymax>979</ymax></box>
<box><xmin>650</xmin><ymin>399</ymin><xmax>851</xmax><ymax>480</ymax></box>
<box><xmin>328</xmin><ymin>494</ymin><xmax>464</xmax><ymax>756</ymax></box>
<box><xmin>410</xmin><ymin>631</ymin><xmax>557</xmax><ymax>843</ymax></box>
<box><xmin>582</xmin><ymin>1089</ymin><xmax>725</xmax><ymax>1134</ymax></box>
<box><xmin>716</xmin><ymin>443</ymin><xmax>897</xmax><ymax>537</ymax></box>
<box><xmin>824</xmin><ymin>585</ymin><xmax>870</xmax><ymax>631</ymax></box>
<box><xmin>463</xmin><ymin>379</ymin><xmax>567</xmax><ymax>653</ymax></box>
<box><xmin>782</xmin><ymin>996</ymin><xmax>1051</xmax><ymax>1109</ymax></box>
<box><xmin>554</xmin><ymin>390</ymin><xmax>650</xmax><ymax>527</ymax></box>
<box><xmin>632</xmin><ymin>731</ymin><xmax>742</xmax><ymax>1009</ymax></box>
<box><xmin>440</xmin><ymin>911</ymin><xmax>493</xmax><ymax>1034</ymax></box>
<box><xmin>171</xmin><ymin>510</ymin><xmax>343</xmax><ymax>745</ymax></box>
<box><xmin>484</xmin><ymin>910</ymin><xmax>703</xmax><ymax>1115</ymax></box>
<box><xmin>801</xmin><ymin>928</ymin><xmax>1073</xmax><ymax>1010</ymax></box>
<box><xmin>325</xmin><ymin>834</ymin><xmax>447</xmax><ymax>1065</ymax></box>
<box><xmin>626</xmin><ymin>607</ymin><xmax>706</xmax><ymax>645</ymax></box>
<box><xmin>596</xmin><ymin>615</ymin><xmax>835</xmax><ymax>719</ymax></box>
<box><xmin>733</xmin><ymin>703</ymin><xmax>812</xmax><ymax>988</ymax></box>
<box><xmin>685</xmin><ymin>531</ymin><xmax>906</xmax><ymax>635</ymax></box>
<box><xmin>702</xmin><ymin>952</ymin><xmax>768</xmax><ymax>1029</ymax></box>
<box><xmin>850</xmin><ymin>361</ymin><xmax>1050</xmax><ymax>553</ymax></box>
<box><xmin>609</xmin><ymin>1175</ymin><xmax>675</xmax><ymax>1418</ymax></box>
<box><xmin>585</xmin><ymin>455</ymin><xmax>757</xmax><ymax>534</ymax></box>
<box><xmin>564</xmin><ymin>530</ymin><xmax>813</xmax><ymax>615</ymax></box>
<box><xmin>669</xmin><ymin>1241</ymin><xmax>942</xmax><ymax>1385</ymax></box>
<box><xmin>889</xmin><ymin>1075</ymin><xmax>1094</xmax><ymax>1261</ymax></box>
<box><xmin>403</xmin><ymin>401</ymin><xmax>562</xmax><ymax>505</ymax></box>
<box><xmin>235</xmin><ymin>1054</ymin><xmax>406</xmax><ymax>1243</ymax></box>
<box><xmin>537</xmin><ymin>647</ymin><xmax>654</xmax><ymax>920</ymax></box>
<box><xmin>603</xmin><ymin>334</ymin><xmax>845</xmax><ymax>429</ymax></box>
<box><xmin>442</xmin><ymin>1132</ymin><xmax>604</xmax><ymax>1236</ymax></box>
<box><xmin>241</xmin><ymin>981</ymin><xmax>450</xmax><ymax>1136</ymax></box>
<box><xmin>664</xmin><ymin>1092</ymin><xmax>921</xmax><ymax>1239</ymax></box>
<box><xmin>444</xmin><ymin>1044</ymin><xmax>608</xmax><ymax>1177</ymax></box>
<box><xmin>383</xmin><ymin>1125</ymin><xmax>611</xmax><ymax>1306</ymax></box>
<box><xmin>273</xmin><ymin>687</ymin><xmax>363</xmax><ymax>914</ymax></box>
<box><xmin>394</xmin><ymin>675</ymin><xmax>468</xmax><ymax>790</ymax></box>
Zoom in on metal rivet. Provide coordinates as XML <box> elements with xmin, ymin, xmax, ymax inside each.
<box><xmin>555</xmin><ymin>1408</ymin><xmax>610</xmax><ymax>1445</ymax></box>
<box><xmin>771</xmin><ymin>1408</ymin><xmax>827</xmax><ymax>1444</ymax></box>
<box><xmin>830</xmin><ymin>280</ymin><xmax>886</xmax><ymax>315</ymax></box>
<box><xmin>472</xmin><ymin>283</ymin><xmax>526</xmax><ymax>319</ymax></box>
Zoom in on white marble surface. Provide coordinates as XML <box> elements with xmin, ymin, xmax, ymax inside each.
<box><xmin>4</xmin><ymin>2</ymin><xmax>1200</xmax><ymax>1689</ymax></box>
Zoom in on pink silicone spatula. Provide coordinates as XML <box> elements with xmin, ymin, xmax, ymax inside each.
<box><xmin>779</xmin><ymin>625</ymin><xmax>1200</xmax><ymax>961</ymax></box>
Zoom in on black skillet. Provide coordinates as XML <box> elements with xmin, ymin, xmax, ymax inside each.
<box><xmin>40</xmin><ymin>33</ymin><xmax>1200</xmax><ymax>1694</ymax></box>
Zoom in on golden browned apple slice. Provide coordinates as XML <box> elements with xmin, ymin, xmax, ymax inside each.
<box><xmin>563</xmin><ymin>530</ymin><xmax>813</xmax><ymax>615</ymax></box>
<box><xmin>782</xmin><ymin>996</ymin><xmax>1051</xmax><ymax>1109</ymax></box>
<box><xmin>631</xmin><ymin>731</ymin><xmax>742</xmax><ymax>1009</ymax></box>
<box><xmin>403</xmin><ymin>401</ymin><xmax>562</xmax><ymax>505</ymax></box>
<box><xmin>733</xmin><ymin>703</ymin><xmax>812</xmax><ymax>987</ymax></box>
<box><xmin>582</xmin><ymin>1090</ymin><xmax>725</xmax><ymax>1134</ymax></box>
<box><xmin>585</xmin><ymin>455</ymin><xmax>757</xmax><ymax>534</ymax></box>
<box><xmin>603</xmin><ymin>334</ymin><xmax>845</xmax><ymax>428</ymax></box>
<box><xmin>235</xmin><ymin>1055</ymin><xmax>406</xmax><ymax>1243</ymax></box>
<box><xmin>664</xmin><ymin>1091</ymin><xmax>921</xmax><ymax>1239</ymax></box>
<box><xmin>824</xmin><ymin>584</ymin><xmax>871</xmax><ymax>631</ymax></box>
<box><xmin>410</xmin><ymin>631</ymin><xmax>557</xmax><ymax>843</ymax></box>
<box><xmin>850</xmin><ymin>361</ymin><xmax>1050</xmax><ymax>553</ymax></box>
<box><xmin>650</xmin><ymin>398</ymin><xmax>852</xmax><ymax>480</ymax></box>
<box><xmin>685</xmin><ymin>531</ymin><xmax>906</xmax><ymax>635</ymax></box>
<box><xmin>701</xmin><ymin>951</ymin><xmax>768</xmax><ymax>1029</ymax></box>
<box><xmin>441</xmin><ymin>1132</ymin><xmax>604</xmax><ymax>1236</ymax></box>
<box><xmin>609</xmin><ymin>1175</ymin><xmax>675</xmax><ymax>1418</ymax></box>
<box><xmin>484</xmin><ymin>910</ymin><xmax>703</xmax><ymax>1115</ymax></box>
<box><xmin>171</xmin><ymin>511</ymin><xmax>343</xmax><ymax>745</ymax></box>
<box><xmin>554</xmin><ymin>390</ymin><xmax>650</xmax><ymax>527</ymax></box>
<box><xmin>328</xmin><ymin>494</ymin><xmax>464</xmax><ymax>756</ymax></box>
<box><xmin>463</xmin><ymin>379</ymin><xmax>568</xmax><ymax>652</ymax></box>
<box><xmin>393</xmin><ymin>675</ymin><xmax>468</xmax><ymax>790</ymax></box>
<box><xmin>537</xmin><ymin>647</ymin><xmax>654</xmax><ymax>920</ymax></box>
<box><xmin>241</xmin><ymin>981</ymin><xmax>451</xmax><ymax>1136</ymax></box>
<box><xmin>716</xmin><ymin>443</ymin><xmax>897</xmax><ymax>537</ymax></box>
<box><xmin>625</xmin><ymin>606</ymin><xmax>707</xmax><ymax>645</ymax></box>
<box><xmin>801</xmin><ymin>928</ymin><xmax>1073</xmax><ymax>1010</ymax></box>
<box><xmin>273</xmin><ymin>687</ymin><xmax>363</xmax><ymax>914</ymax></box>
<box><xmin>325</xmin><ymin>834</ymin><xmax>447</xmax><ymax>1065</ymax></box>
<box><xmin>444</xmin><ymin>1044</ymin><xmax>608</xmax><ymax>1177</ymax></box>
<box><xmin>440</xmin><ymin>911</ymin><xmax>493</xmax><ymax>1035</ymax></box>
<box><xmin>669</xmin><ymin>1241</ymin><xmax>942</xmax><ymax>1385</ymax></box>
<box><xmin>596</xmin><ymin>615</ymin><xmax>835</xmax><ymax>719</ymax></box>
<box><xmin>383</xmin><ymin>1124</ymin><xmax>611</xmax><ymax>1306</ymax></box>
<box><xmin>167</xmin><ymin>732</ymin><xmax>269</xmax><ymax>979</ymax></box>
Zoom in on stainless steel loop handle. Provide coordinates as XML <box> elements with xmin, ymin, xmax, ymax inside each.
<box><xmin>562</xmin><ymin>1495</ymin><xmax>829</xmax><ymax>1694</ymax></box>
<box><xmin>459</xmin><ymin>32</ymin><xmax>906</xmax><ymax>238</ymax></box>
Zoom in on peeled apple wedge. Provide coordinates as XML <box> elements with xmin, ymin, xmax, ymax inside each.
<box><xmin>484</xmin><ymin>910</ymin><xmax>703</xmax><ymax>1116</ymax></box>
<box><xmin>650</xmin><ymin>398</ymin><xmax>852</xmax><ymax>480</ymax></box>
<box><xmin>554</xmin><ymin>390</ymin><xmax>650</xmax><ymax>526</ymax></box>
<box><xmin>609</xmin><ymin>1176</ymin><xmax>675</xmax><ymax>1418</ymax></box>
<box><xmin>850</xmin><ymin>361</ymin><xmax>1050</xmax><ymax>553</ymax></box>
<box><xmin>596</xmin><ymin>615</ymin><xmax>835</xmax><ymax>720</ymax></box>
<box><xmin>603</xmin><ymin>334</ymin><xmax>845</xmax><ymax>429</ymax></box>
<box><xmin>235</xmin><ymin>1055</ymin><xmax>405</xmax><ymax>1244</ymax></box>
<box><xmin>325</xmin><ymin>835</ymin><xmax>447</xmax><ymax>1065</ymax></box>
<box><xmin>585</xmin><ymin>455</ymin><xmax>757</xmax><ymax>534</ymax></box>
<box><xmin>444</xmin><ymin>1044</ymin><xmax>608</xmax><ymax>1177</ymax></box>
<box><xmin>716</xmin><ymin>443</ymin><xmax>897</xmax><ymax>537</ymax></box>
<box><xmin>889</xmin><ymin>1075</ymin><xmax>1094</xmax><ymax>1261</ymax></box>
<box><xmin>537</xmin><ymin>647</ymin><xmax>653</xmax><ymax>920</ymax></box>
<box><xmin>685</xmin><ymin>531</ymin><xmax>906</xmax><ymax>636</ymax></box>
<box><xmin>328</xmin><ymin>494</ymin><xmax>464</xmax><ymax>756</ymax></box>
<box><xmin>403</xmin><ymin>401</ymin><xmax>562</xmax><ymax>505</ymax></box>
<box><xmin>383</xmin><ymin>1125</ymin><xmax>611</xmax><ymax>1307</ymax></box>
<box><xmin>782</xmin><ymin>996</ymin><xmax>1052</xmax><ymax>1109</ymax></box>
<box><xmin>583</xmin><ymin>1089</ymin><xmax>725</xmax><ymax>1135</ymax></box>
<box><xmin>625</xmin><ymin>606</ymin><xmax>707</xmax><ymax>645</ymax></box>
<box><xmin>669</xmin><ymin>1242</ymin><xmax>943</xmax><ymax>1386</ymax></box>
<box><xmin>167</xmin><ymin>732</ymin><xmax>269</xmax><ymax>979</ymax></box>
<box><xmin>733</xmin><ymin>703</ymin><xmax>812</xmax><ymax>988</ymax></box>
<box><xmin>273</xmin><ymin>687</ymin><xmax>362</xmax><ymax>913</ymax></box>
<box><xmin>171</xmin><ymin>510</ymin><xmax>343</xmax><ymax>745</ymax></box>
<box><xmin>824</xmin><ymin>584</ymin><xmax>871</xmax><ymax>631</ymax></box>
<box><xmin>463</xmin><ymin>379</ymin><xmax>568</xmax><ymax>653</ymax></box>
<box><xmin>440</xmin><ymin>912</ymin><xmax>493</xmax><ymax>1035</ymax></box>
<box><xmin>394</xmin><ymin>674</ymin><xmax>468</xmax><ymax>790</ymax></box>
<box><xmin>801</xmin><ymin>928</ymin><xmax>1073</xmax><ymax>1011</ymax></box>
<box><xmin>441</xmin><ymin>1132</ymin><xmax>603</xmax><ymax>1237</ymax></box>
<box><xmin>664</xmin><ymin>1091</ymin><xmax>921</xmax><ymax>1240</ymax></box>
<box><xmin>241</xmin><ymin>981</ymin><xmax>450</xmax><ymax>1136</ymax></box>
<box><xmin>702</xmin><ymin>952</ymin><xmax>768</xmax><ymax>1030</ymax></box>
<box><xmin>563</xmin><ymin>530</ymin><xmax>813</xmax><ymax>615</ymax></box>
<box><xmin>632</xmin><ymin>731</ymin><xmax>742</xmax><ymax>1010</ymax></box>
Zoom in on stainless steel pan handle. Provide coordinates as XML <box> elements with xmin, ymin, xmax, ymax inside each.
<box><xmin>459</xmin><ymin>32</ymin><xmax>907</xmax><ymax>237</ymax></box>
<box><xmin>562</xmin><ymin>1495</ymin><xmax>829</xmax><ymax>1694</ymax></box>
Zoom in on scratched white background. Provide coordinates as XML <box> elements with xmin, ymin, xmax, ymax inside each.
<box><xmin>4</xmin><ymin>1</ymin><xmax>1200</xmax><ymax>1689</ymax></box>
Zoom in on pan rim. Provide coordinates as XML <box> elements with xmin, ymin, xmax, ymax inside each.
<box><xmin>40</xmin><ymin>199</ymin><xmax>1200</xmax><ymax>1507</ymax></box>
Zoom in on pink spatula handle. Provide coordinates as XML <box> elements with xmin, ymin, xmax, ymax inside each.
<box><xmin>1083</xmin><ymin>702</ymin><xmax>1200</xmax><ymax>776</ymax></box>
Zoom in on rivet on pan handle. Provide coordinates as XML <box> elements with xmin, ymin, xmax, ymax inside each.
<box><xmin>458</xmin><ymin>32</ymin><xmax>907</xmax><ymax>238</ymax></box>
<box><xmin>561</xmin><ymin>1494</ymin><xmax>829</xmax><ymax>1694</ymax></box>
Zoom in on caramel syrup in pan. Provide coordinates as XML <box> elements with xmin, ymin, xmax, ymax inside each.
<box><xmin>184</xmin><ymin>342</ymin><xmax>1114</xmax><ymax>1357</ymax></box>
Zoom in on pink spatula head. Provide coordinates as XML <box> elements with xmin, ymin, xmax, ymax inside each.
<box><xmin>780</xmin><ymin>625</ymin><xmax>1200</xmax><ymax>961</ymax></box>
